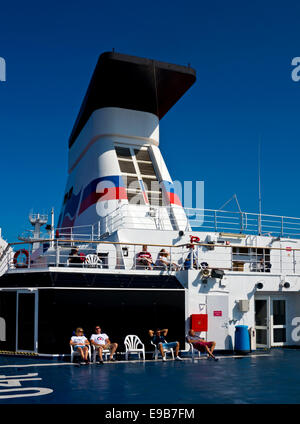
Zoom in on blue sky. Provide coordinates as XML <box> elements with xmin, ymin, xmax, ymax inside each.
<box><xmin>1</xmin><ymin>0</ymin><xmax>300</xmax><ymax>242</ymax></box>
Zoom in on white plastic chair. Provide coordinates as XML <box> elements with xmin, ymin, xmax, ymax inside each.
<box><xmin>124</xmin><ymin>335</ymin><xmax>145</xmax><ymax>360</ymax></box>
<box><xmin>70</xmin><ymin>344</ymin><xmax>91</xmax><ymax>362</ymax></box>
<box><xmin>84</xmin><ymin>254</ymin><xmax>102</xmax><ymax>268</ymax></box>
<box><xmin>187</xmin><ymin>340</ymin><xmax>201</xmax><ymax>358</ymax></box>
<box><xmin>92</xmin><ymin>344</ymin><xmax>113</xmax><ymax>362</ymax></box>
<box><xmin>151</xmin><ymin>340</ymin><xmax>174</xmax><ymax>360</ymax></box>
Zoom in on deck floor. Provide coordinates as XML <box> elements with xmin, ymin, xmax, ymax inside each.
<box><xmin>0</xmin><ymin>349</ymin><xmax>299</xmax><ymax>404</ymax></box>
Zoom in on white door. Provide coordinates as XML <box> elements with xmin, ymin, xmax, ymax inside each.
<box><xmin>255</xmin><ymin>297</ymin><xmax>270</xmax><ymax>348</ymax></box>
<box><xmin>255</xmin><ymin>296</ymin><xmax>287</xmax><ymax>348</ymax></box>
<box><xmin>271</xmin><ymin>298</ymin><xmax>287</xmax><ymax>346</ymax></box>
<box><xmin>206</xmin><ymin>295</ymin><xmax>229</xmax><ymax>349</ymax></box>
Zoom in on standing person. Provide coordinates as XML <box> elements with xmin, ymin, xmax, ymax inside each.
<box><xmin>149</xmin><ymin>328</ymin><xmax>182</xmax><ymax>361</ymax></box>
<box><xmin>90</xmin><ymin>326</ymin><xmax>118</xmax><ymax>363</ymax></box>
<box><xmin>184</xmin><ymin>244</ymin><xmax>199</xmax><ymax>269</ymax></box>
<box><xmin>187</xmin><ymin>329</ymin><xmax>218</xmax><ymax>361</ymax></box>
<box><xmin>70</xmin><ymin>327</ymin><xmax>90</xmax><ymax>364</ymax></box>
<box><xmin>136</xmin><ymin>245</ymin><xmax>154</xmax><ymax>269</ymax></box>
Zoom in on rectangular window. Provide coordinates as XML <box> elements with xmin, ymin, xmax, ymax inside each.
<box><xmin>115</xmin><ymin>145</ymin><xmax>163</xmax><ymax>206</ymax></box>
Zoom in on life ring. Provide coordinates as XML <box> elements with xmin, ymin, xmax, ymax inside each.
<box><xmin>13</xmin><ymin>249</ymin><xmax>29</xmax><ymax>268</ymax></box>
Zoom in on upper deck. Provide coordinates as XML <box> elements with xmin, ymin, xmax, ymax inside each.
<box><xmin>2</xmin><ymin>207</ymin><xmax>300</xmax><ymax>281</ymax></box>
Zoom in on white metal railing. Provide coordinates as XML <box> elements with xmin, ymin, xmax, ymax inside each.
<box><xmin>17</xmin><ymin>208</ymin><xmax>300</xmax><ymax>244</ymax></box>
<box><xmin>185</xmin><ymin>208</ymin><xmax>300</xmax><ymax>238</ymax></box>
<box><xmin>2</xmin><ymin>239</ymin><xmax>300</xmax><ymax>276</ymax></box>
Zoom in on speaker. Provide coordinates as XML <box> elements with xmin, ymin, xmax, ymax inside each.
<box><xmin>211</xmin><ymin>269</ymin><xmax>224</xmax><ymax>279</ymax></box>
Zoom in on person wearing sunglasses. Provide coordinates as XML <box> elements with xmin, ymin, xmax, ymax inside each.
<box><xmin>90</xmin><ymin>326</ymin><xmax>118</xmax><ymax>364</ymax></box>
<box><xmin>70</xmin><ymin>327</ymin><xmax>90</xmax><ymax>364</ymax></box>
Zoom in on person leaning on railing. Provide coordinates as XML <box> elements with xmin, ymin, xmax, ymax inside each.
<box><xmin>184</xmin><ymin>244</ymin><xmax>199</xmax><ymax>269</ymax></box>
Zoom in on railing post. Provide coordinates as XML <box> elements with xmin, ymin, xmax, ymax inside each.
<box><xmin>214</xmin><ymin>210</ymin><xmax>217</xmax><ymax>232</ymax></box>
<box><xmin>293</xmin><ymin>249</ymin><xmax>296</xmax><ymax>274</ymax></box>
<box><xmin>56</xmin><ymin>240</ymin><xmax>60</xmax><ymax>267</ymax></box>
<box><xmin>281</xmin><ymin>216</ymin><xmax>284</xmax><ymax>237</ymax></box>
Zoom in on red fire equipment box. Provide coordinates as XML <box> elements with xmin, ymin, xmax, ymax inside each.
<box><xmin>190</xmin><ymin>314</ymin><xmax>208</xmax><ymax>332</ymax></box>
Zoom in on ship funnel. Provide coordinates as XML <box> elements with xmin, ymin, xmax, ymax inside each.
<box><xmin>57</xmin><ymin>52</ymin><xmax>196</xmax><ymax>236</ymax></box>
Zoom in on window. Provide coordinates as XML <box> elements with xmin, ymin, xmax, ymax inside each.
<box><xmin>115</xmin><ymin>145</ymin><xmax>163</xmax><ymax>206</ymax></box>
<box><xmin>232</xmin><ymin>247</ymin><xmax>271</xmax><ymax>272</ymax></box>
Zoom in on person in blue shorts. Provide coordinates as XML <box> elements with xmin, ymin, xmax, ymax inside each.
<box><xmin>70</xmin><ymin>327</ymin><xmax>90</xmax><ymax>364</ymax></box>
<box><xmin>149</xmin><ymin>328</ymin><xmax>182</xmax><ymax>361</ymax></box>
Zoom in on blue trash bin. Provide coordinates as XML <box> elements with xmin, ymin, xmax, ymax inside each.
<box><xmin>234</xmin><ymin>325</ymin><xmax>250</xmax><ymax>354</ymax></box>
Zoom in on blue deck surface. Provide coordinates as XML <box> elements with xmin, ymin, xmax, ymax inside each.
<box><xmin>0</xmin><ymin>349</ymin><xmax>299</xmax><ymax>404</ymax></box>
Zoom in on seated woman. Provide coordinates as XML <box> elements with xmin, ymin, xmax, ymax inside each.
<box><xmin>70</xmin><ymin>327</ymin><xmax>90</xmax><ymax>364</ymax></box>
<box><xmin>187</xmin><ymin>329</ymin><xmax>218</xmax><ymax>361</ymax></box>
<box><xmin>136</xmin><ymin>245</ymin><xmax>154</xmax><ymax>269</ymax></box>
<box><xmin>156</xmin><ymin>249</ymin><xmax>179</xmax><ymax>270</ymax></box>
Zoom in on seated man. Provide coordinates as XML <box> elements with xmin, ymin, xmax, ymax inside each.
<box><xmin>70</xmin><ymin>327</ymin><xmax>90</xmax><ymax>364</ymax></box>
<box><xmin>149</xmin><ymin>328</ymin><xmax>182</xmax><ymax>361</ymax></box>
<box><xmin>90</xmin><ymin>325</ymin><xmax>118</xmax><ymax>363</ymax></box>
<box><xmin>187</xmin><ymin>329</ymin><xmax>218</xmax><ymax>361</ymax></box>
<box><xmin>136</xmin><ymin>245</ymin><xmax>154</xmax><ymax>269</ymax></box>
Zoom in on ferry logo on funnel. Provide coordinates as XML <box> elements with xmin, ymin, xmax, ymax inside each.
<box><xmin>0</xmin><ymin>57</ymin><xmax>6</xmax><ymax>82</ymax></box>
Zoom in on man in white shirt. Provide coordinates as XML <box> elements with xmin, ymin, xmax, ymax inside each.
<box><xmin>90</xmin><ymin>326</ymin><xmax>118</xmax><ymax>363</ymax></box>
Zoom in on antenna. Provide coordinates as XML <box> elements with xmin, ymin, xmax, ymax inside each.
<box><xmin>218</xmin><ymin>194</ymin><xmax>242</xmax><ymax>213</ymax></box>
<box><xmin>258</xmin><ymin>137</ymin><xmax>262</xmax><ymax>235</ymax></box>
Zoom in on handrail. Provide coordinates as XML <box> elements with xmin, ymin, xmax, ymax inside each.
<box><xmin>6</xmin><ymin>239</ymin><xmax>300</xmax><ymax>252</ymax></box>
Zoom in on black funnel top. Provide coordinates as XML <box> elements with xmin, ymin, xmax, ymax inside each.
<box><xmin>69</xmin><ymin>51</ymin><xmax>196</xmax><ymax>148</ymax></box>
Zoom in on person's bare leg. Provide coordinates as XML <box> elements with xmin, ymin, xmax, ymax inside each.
<box><xmin>83</xmin><ymin>346</ymin><xmax>89</xmax><ymax>362</ymax></box>
<box><xmin>175</xmin><ymin>342</ymin><xmax>180</xmax><ymax>357</ymax></box>
<box><xmin>159</xmin><ymin>343</ymin><xmax>165</xmax><ymax>359</ymax></box>
<box><xmin>98</xmin><ymin>346</ymin><xmax>103</xmax><ymax>361</ymax></box>
<box><xmin>109</xmin><ymin>343</ymin><xmax>118</xmax><ymax>360</ymax></box>
<box><xmin>205</xmin><ymin>345</ymin><xmax>215</xmax><ymax>359</ymax></box>
<box><xmin>78</xmin><ymin>347</ymin><xmax>85</xmax><ymax>361</ymax></box>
